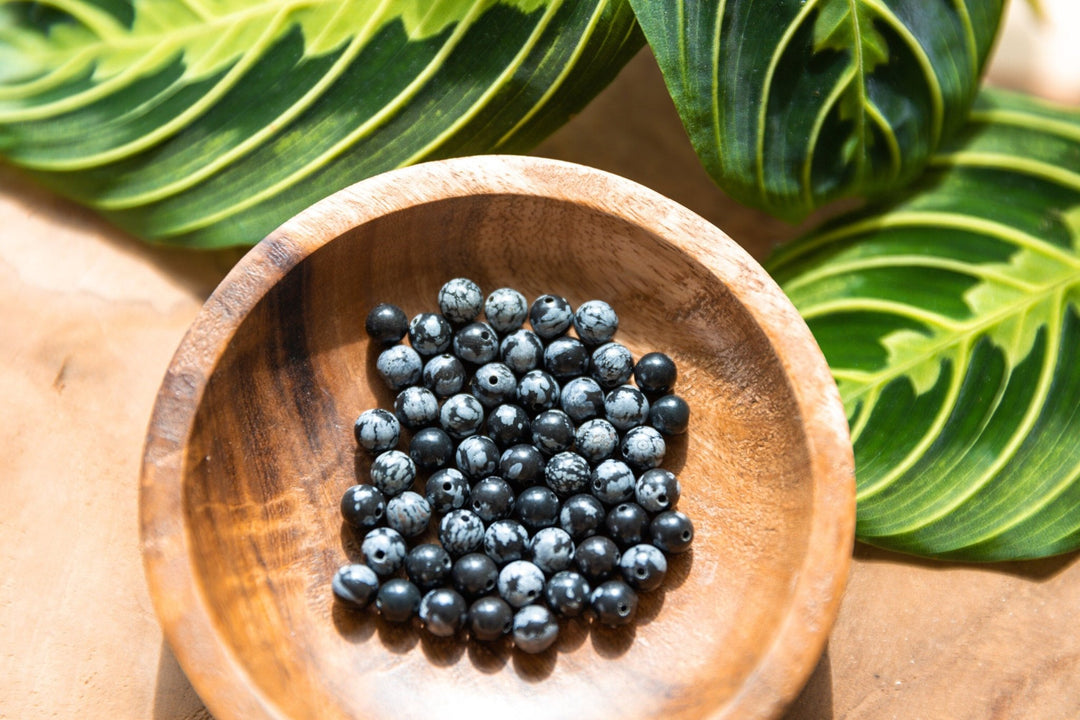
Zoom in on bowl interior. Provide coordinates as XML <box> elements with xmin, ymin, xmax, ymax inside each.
<box><xmin>174</xmin><ymin>188</ymin><xmax>828</xmax><ymax>719</ymax></box>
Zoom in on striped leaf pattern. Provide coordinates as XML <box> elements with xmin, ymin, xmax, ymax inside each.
<box><xmin>0</xmin><ymin>0</ymin><xmax>643</xmax><ymax>247</ymax></box>
<box><xmin>627</xmin><ymin>0</ymin><xmax>1004</xmax><ymax>221</ymax></box>
<box><xmin>769</xmin><ymin>90</ymin><xmax>1080</xmax><ymax>560</ymax></box>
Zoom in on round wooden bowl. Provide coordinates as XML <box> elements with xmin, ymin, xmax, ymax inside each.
<box><xmin>140</xmin><ymin>155</ymin><xmax>854</xmax><ymax>720</ymax></box>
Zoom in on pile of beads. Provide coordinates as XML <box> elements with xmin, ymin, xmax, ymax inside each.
<box><xmin>333</xmin><ymin>278</ymin><xmax>694</xmax><ymax>653</ymax></box>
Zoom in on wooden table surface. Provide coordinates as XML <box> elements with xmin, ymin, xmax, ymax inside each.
<box><xmin>4</xmin><ymin>6</ymin><xmax>1080</xmax><ymax>717</ymax></box>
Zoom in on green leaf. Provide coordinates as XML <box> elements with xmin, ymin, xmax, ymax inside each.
<box><xmin>0</xmin><ymin>0</ymin><xmax>643</xmax><ymax>247</ymax></box>
<box><xmin>628</xmin><ymin>0</ymin><xmax>1005</xmax><ymax>221</ymax></box>
<box><xmin>768</xmin><ymin>89</ymin><xmax>1080</xmax><ymax>561</ymax></box>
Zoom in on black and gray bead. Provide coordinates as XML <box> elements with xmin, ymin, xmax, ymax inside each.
<box><xmin>361</xmin><ymin>526</ymin><xmax>408</xmax><ymax>576</ymax></box>
<box><xmin>498</xmin><ymin>443</ymin><xmax>546</xmax><ymax>489</ymax></box>
<box><xmin>516</xmin><ymin>369</ymin><xmax>560</xmax><ymax>415</ymax></box>
<box><xmin>469</xmin><ymin>596</ymin><xmax>514</xmax><ymax>641</ymax></box>
<box><xmin>515</xmin><ymin>486</ymin><xmax>560</xmax><ymax>531</ymax></box>
<box><xmin>438</xmin><ymin>277</ymin><xmax>484</xmax><ymax>325</ymax></box>
<box><xmin>454</xmin><ymin>434</ymin><xmax>500</xmax><ymax>480</ymax></box>
<box><xmin>454</xmin><ymin>321</ymin><xmax>500</xmax><ymax>365</ymax></box>
<box><xmin>604</xmin><ymin>502</ymin><xmax>650</xmax><ymax>548</ymax></box>
<box><xmin>574</xmin><ymin>535</ymin><xmax>621</xmax><ymax>584</ymax></box>
<box><xmin>543</xmin><ymin>451</ymin><xmax>590</xmax><ymax>497</ymax></box>
<box><xmin>419</xmin><ymin>588</ymin><xmax>468</xmax><ymax>637</ymax></box>
<box><xmin>497</xmin><ymin>560</ymin><xmax>547</xmax><ymax>607</ymax></box>
<box><xmin>633</xmin><ymin>351</ymin><xmax>678</xmax><ymax>395</ymax></box>
<box><xmin>573</xmin><ymin>299</ymin><xmax>618</xmax><ymax>346</ymax></box>
<box><xmin>574</xmin><ymin>418</ymin><xmax>619</xmax><ymax>465</ymax></box>
<box><xmin>590</xmin><ymin>579</ymin><xmax>638</xmax><ymax>626</ymax></box>
<box><xmin>649</xmin><ymin>510</ymin><xmax>694</xmax><ymax>554</ymax></box>
<box><xmin>528</xmin><ymin>294</ymin><xmax>573</xmax><ymax>340</ymax></box>
<box><xmin>649</xmin><ymin>394</ymin><xmax>691</xmax><ymax>436</ymax></box>
<box><xmin>332</xmin><ymin>563</ymin><xmax>380</xmax><ymax>609</ymax></box>
<box><xmin>385</xmin><ymin>491</ymin><xmax>432</xmax><ymax>538</ymax></box>
<box><xmin>424</xmin><ymin>467</ymin><xmax>470</xmax><ymax>514</ymax></box>
<box><xmin>469</xmin><ymin>476</ymin><xmax>515</xmax><ymax>523</ymax></box>
<box><xmin>529</xmin><ymin>526</ymin><xmax>575</xmax><ymax>574</ymax></box>
<box><xmin>438</xmin><ymin>508</ymin><xmax>486</xmax><ymax>556</ymax></box>
<box><xmin>635</xmin><ymin>468</ymin><xmax>681</xmax><ymax>513</ymax></box>
<box><xmin>604</xmin><ymin>385</ymin><xmax>650</xmax><ymax>432</ymax></box>
<box><xmin>405</xmin><ymin>543</ymin><xmax>452</xmax><ymax>591</ymax></box>
<box><xmin>590</xmin><ymin>342</ymin><xmax>634</xmax><ymax>390</ymax></box>
<box><xmin>370</xmin><ymin>449</ymin><xmax>416</xmax><ymax>497</ymax></box>
<box><xmin>559</xmin><ymin>493</ymin><xmax>606</xmax><ymax>541</ymax></box>
<box><xmin>485</xmin><ymin>403</ymin><xmax>532</xmax><ymax>448</ymax></box>
<box><xmin>543</xmin><ymin>336</ymin><xmax>589</xmax><ymax>380</ymax></box>
<box><xmin>469</xmin><ymin>362</ymin><xmax>517</xmax><ymax>407</ymax></box>
<box><xmin>375</xmin><ymin>578</ymin><xmax>421</xmax><ymax>623</ymax></box>
<box><xmin>408</xmin><ymin>312</ymin><xmax>453</xmax><ymax>356</ymax></box>
<box><xmin>451</xmin><ymin>552</ymin><xmax>500</xmax><ymax>599</ymax></box>
<box><xmin>545</xmin><ymin>570</ymin><xmax>591</xmax><ymax>618</ymax></box>
<box><xmin>484</xmin><ymin>287</ymin><xmax>529</xmax><ymax>335</ymax></box>
<box><xmin>340</xmin><ymin>484</ymin><xmax>386</xmax><ymax>530</ymax></box>
<box><xmin>590</xmin><ymin>459</ymin><xmax>636</xmax><ymax>505</ymax></box>
<box><xmin>440</xmin><ymin>393</ymin><xmax>485</xmax><ymax>439</ymax></box>
<box><xmin>376</xmin><ymin>344</ymin><xmax>423</xmax><ymax>391</ymax></box>
<box><xmin>484</xmin><ymin>519</ymin><xmax>530</xmax><ymax>565</ymax></box>
<box><xmin>394</xmin><ymin>385</ymin><xmax>439</xmax><ymax>429</ymax></box>
<box><xmin>512</xmin><ymin>604</ymin><xmax>559</xmax><ymax>654</ymax></box>
<box><xmin>422</xmin><ymin>353</ymin><xmax>467</xmax><ymax>397</ymax></box>
<box><xmin>365</xmin><ymin>303</ymin><xmax>408</xmax><ymax>345</ymax></box>
<box><xmin>531</xmin><ymin>409</ymin><xmax>575</xmax><ymax>456</ymax></box>
<box><xmin>560</xmin><ymin>376</ymin><xmax>605</xmax><ymax>424</ymax></box>
<box><xmin>499</xmin><ymin>329</ymin><xmax>544</xmax><ymax>374</ymax></box>
<box><xmin>619</xmin><ymin>543</ymin><xmax>668</xmax><ymax>591</ymax></box>
<box><xmin>619</xmin><ymin>425</ymin><xmax>666</xmax><ymax>473</ymax></box>
<box><xmin>354</xmin><ymin>408</ymin><xmax>400</xmax><ymax>454</ymax></box>
<box><xmin>409</xmin><ymin>426</ymin><xmax>454</xmax><ymax>471</ymax></box>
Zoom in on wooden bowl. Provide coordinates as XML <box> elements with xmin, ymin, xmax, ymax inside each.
<box><xmin>140</xmin><ymin>155</ymin><xmax>854</xmax><ymax>720</ymax></box>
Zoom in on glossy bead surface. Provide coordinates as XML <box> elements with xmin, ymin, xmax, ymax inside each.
<box><xmin>560</xmin><ymin>376</ymin><xmax>605</xmax><ymax>424</ymax></box>
<box><xmin>454</xmin><ymin>434</ymin><xmax>500</xmax><ymax>480</ymax></box>
<box><xmin>408</xmin><ymin>312</ymin><xmax>452</xmax><ymax>356</ymax></box>
<box><xmin>409</xmin><ymin>427</ymin><xmax>454</xmax><ymax>471</ymax></box>
<box><xmin>332</xmin><ymin>563</ymin><xmax>380</xmax><ymax>609</ymax></box>
<box><xmin>499</xmin><ymin>329</ymin><xmax>544</xmax><ymax>374</ymax></box>
<box><xmin>469</xmin><ymin>361</ymin><xmax>517</xmax><ymax>408</ymax></box>
<box><xmin>529</xmin><ymin>526</ymin><xmax>575</xmax><ymax>574</ymax></box>
<box><xmin>404</xmin><ymin>543</ymin><xmax>452</xmax><ymax>591</ymax></box>
<box><xmin>635</xmin><ymin>468</ymin><xmax>681</xmax><ymax>513</ymax></box>
<box><xmin>545</xmin><ymin>570</ymin><xmax>591</xmax><ymax>618</ymax></box>
<box><xmin>354</xmin><ymin>409</ymin><xmax>400</xmax><ymax>454</ymax></box>
<box><xmin>419</xmin><ymin>588</ymin><xmax>467</xmax><ymax>637</ymax></box>
<box><xmin>650</xmin><ymin>510</ymin><xmax>694</xmax><ymax>554</ymax></box>
<box><xmin>649</xmin><ymin>394</ymin><xmax>691</xmax><ymax>436</ymax></box>
<box><xmin>451</xmin><ymin>552</ymin><xmax>500</xmax><ymax>598</ymax></box>
<box><xmin>484</xmin><ymin>287</ymin><xmax>529</xmax><ymax>335</ymax></box>
<box><xmin>512</xmin><ymin>604</ymin><xmax>559</xmax><ymax>654</ymax></box>
<box><xmin>483</xmin><ymin>519</ymin><xmax>530</xmax><ymax>565</ymax></box>
<box><xmin>574</xmin><ymin>418</ymin><xmax>619</xmax><ymax>465</ymax></box>
<box><xmin>361</xmin><ymin>527</ymin><xmax>408</xmax><ymax>576</ymax></box>
<box><xmin>438</xmin><ymin>508</ymin><xmax>485</xmax><ymax>556</ymax></box>
<box><xmin>619</xmin><ymin>425</ymin><xmax>666</xmax><ymax>473</ymax></box>
<box><xmin>439</xmin><ymin>393</ymin><xmax>485</xmax><ymax>439</ymax></box>
<box><xmin>497</xmin><ymin>560</ymin><xmax>546</xmax><ymax>607</ymax></box>
<box><xmin>604</xmin><ymin>385</ymin><xmax>650</xmax><ymax>431</ymax></box>
<box><xmin>385</xmin><ymin>491</ymin><xmax>431</xmax><ymax>538</ymax></box>
<box><xmin>376</xmin><ymin>344</ymin><xmax>423</xmax><ymax>391</ymax></box>
<box><xmin>528</xmin><ymin>294</ymin><xmax>573</xmax><ymax>340</ymax></box>
<box><xmin>393</xmin><ymin>386</ymin><xmax>439</xmax><ymax>429</ymax></box>
<box><xmin>365</xmin><ymin>303</ymin><xmax>408</xmax><ymax>344</ymax></box>
<box><xmin>438</xmin><ymin>278</ymin><xmax>483</xmax><ymax>325</ymax></box>
<box><xmin>531</xmin><ymin>409</ymin><xmax>575</xmax><ymax>456</ymax></box>
<box><xmin>619</xmin><ymin>543</ymin><xmax>668</xmax><ymax>591</ymax></box>
<box><xmin>633</xmin><ymin>351</ymin><xmax>678</xmax><ymax>395</ymax></box>
<box><xmin>422</xmin><ymin>353</ymin><xmax>466</xmax><ymax>397</ymax></box>
<box><xmin>590</xmin><ymin>579</ymin><xmax>638</xmax><ymax>626</ymax></box>
<box><xmin>498</xmin><ymin>443</ymin><xmax>546</xmax><ymax>489</ymax></box>
<box><xmin>454</xmin><ymin>321</ymin><xmax>500</xmax><ymax>365</ymax></box>
<box><xmin>543</xmin><ymin>336</ymin><xmax>589</xmax><ymax>379</ymax></box>
<box><xmin>574</xmin><ymin>535</ymin><xmax>621</xmax><ymax>584</ymax></box>
<box><xmin>468</xmin><ymin>596</ymin><xmax>514</xmax><ymax>641</ymax></box>
<box><xmin>469</xmin><ymin>476</ymin><xmax>515</xmax><ymax>523</ymax></box>
<box><xmin>604</xmin><ymin>502</ymin><xmax>650</xmax><ymax>547</ymax></box>
<box><xmin>515</xmin><ymin>486</ymin><xmax>560</xmax><ymax>531</ymax></box>
<box><xmin>369</xmin><ymin>449</ymin><xmax>416</xmax><ymax>497</ymax></box>
<box><xmin>424</xmin><ymin>467</ymin><xmax>470</xmax><ymax>514</ymax></box>
<box><xmin>515</xmin><ymin>370</ymin><xmax>560</xmax><ymax>415</ymax></box>
<box><xmin>558</xmin><ymin>493</ymin><xmax>606</xmax><ymax>541</ymax></box>
<box><xmin>590</xmin><ymin>459</ymin><xmax>636</xmax><ymax>505</ymax></box>
<box><xmin>590</xmin><ymin>342</ymin><xmax>634</xmax><ymax>389</ymax></box>
<box><xmin>485</xmin><ymin>404</ymin><xmax>532</xmax><ymax>448</ymax></box>
<box><xmin>340</xmin><ymin>484</ymin><xmax>386</xmax><ymax>530</ymax></box>
<box><xmin>543</xmin><ymin>451</ymin><xmax>590</xmax><ymax>497</ymax></box>
<box><xmin>572</xmin><ymin>299</ymin><xmax>618</xmax><ymax>346</ymax></box>
<box><xmin>375</xmin><ymin>578</ymin><xmax>421</xmax><ymax>623</ymax></box>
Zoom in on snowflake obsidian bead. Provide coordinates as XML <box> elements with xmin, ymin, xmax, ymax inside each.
<box><xmin>649</xmin><ymin>394</ymin><xmax>691</xmax><ymax>436</ymax></box>
<box><xmin>361</xmin><ymin>527</ymin><xmax>408</xmax><ymax>576</ymax></box>
<box><xmin>454</xmin><ymin>434</ymin><xmax>500</xmax><ymax>480</ymax></box>
<box><xmin>544</xmin><ymin>336</ymin><xmax>589</xmax><ymax>380</ymax></box>
<box><xmin>573</xmin><ymin>299</ymin><xmax>618</xmax><ymax>346</ymax></box>
<box><xmin>354</xmin><ymin>409</ymin><xmax>400</xmax><ymax>454</ymax></box>
<box><xmin>590</xmin><ymin>342</ymin><xmax>634</xmax><ymax>390</ymax></box>
<box><xmin>531</xmin><ymin>409</ymin><xmax>575</xmax><ymax>456</ymax></box>
<box><xmin>425</xmin><ymin>467</ymin><xmax>470</xmax><ymax>514</ymax></box>
<box><xmin>529</xmin><ymin>526</ymin><xmax>575</xmax><ymax>574</ymax></box>
<box><xmin>528</xmin><ymin>294</ymin><xmax>573</xmax><ymax>340</ymax></box>
<box><xmin>512</xmin><ymin>604</ymin><xmax>559</xmax><ymax>654</ymax></box>
<box><xmin>498</xmin><ymin>443</ymin><xmax>546</xmax><ymax>489</ymax></box>
<box><xmin>468</xmin><ymin>596</ymin><xmax>514</xmax><ymax>641</ymax></box>
<box><xmin>484</xmin><ymin>519</ymin><xmax>530</xmax><ymax>566</ymax></box>
<box><xmin>619</xmin><ymin>543</ymin><xmax>668</xmax><ymax>591</ymax></box>
<box><xmin>375</xmin><ymin>578</ymin><xmax>421</xmax><ymax>623</ymax></box>
<box><xmin>408</xmin><ymin>312</ymin><xmax>453</xmax><ymax>356</ymax></box>
<box><xmin>385</xmin><ymin>491</ymin><xmax>431</xmax><ymax>538</ymax></box>
<box><xmin>454</xmin><ymin>321</ymin><xmax>500</xmax><ymax>365</ymax></box>
<box><xmin>422</xmin><ymin>353</ymin><xmax>467</xmax><ymax>397</ymax></box>
<box><xmin>633</xmin><ymin>351</ymin><xmax>678</xmax><ymax>395</ymax></box>
<box><xmin>516</xmin><ymin>369</ymin><xmax>560</xmax><ymax>415</ymax></box>
<box><xmin>419</xmin><ymin>588</ymin><xmax>468</xmax><ymax>637</ymax></box>
<box><xmin>498</xmin><ymin>560</ymin><xmax>547</xmax><ymax>607</ymax></box>
<box><xmin>440</xmin><ymin>393</ymin><xmax>485</xmax><ymax>439</ymax></box>
<box><xmin>332</xmin><ymin>564</ymin><xmax>380</xmax><ymax>609</ymax></box>
<box><xmin>559</xmin><ymin>493</ymin><xmax>606</xmax><ymax>541</ymax></box>
<box><xmin>544</xmin><ymin>451</ymin><xmax>590</xmax><ymax>497</ymax></box>
<box><xmin>438</xmin><ymin>508</ymin><xmax>486</xmax><ymax>556</ymax></box>
<box><xmin>515</xmin><ymin>486</ymin><xmax>560</xmax><ymax>531</ymax></box>
<box><xmin>394</xmin><ymin>386</ymin><xmax>439</xmax><ymax>429</ymax></box>
<box><xmin>438</xmin><ymin>278</ymin><xmax>484</xmax><ymax>325</ymax></box>
<box><xmin>376</xmin><ymin>344</ymin><xmax>423</xmax><ymax>391</ymax></box>
<box><xmin>545</xmin><ymin>570</ymin><xmax>591</xmax><ymax>618</ymax></box>
<box><xmin>604</xmin><ymin>502</ymin><xmax>650</xmax><ymax>548</ymax></box>
<box><xmin>574</xmin><ymin>534</ymin><xmax>621</xmax><ymax>584</ymax></box>
<box><xmin>560</xmin><ymin>376</ymin><xmax>605</xmax><ymax>424</ymax></box>
<box><xmin>590</xmin><ymin>459</ymin><xmax>636</xmax><ymax>506</ymax></box>
<box><xmin>590</xmin><ymin>579</ymin><xmax>638</xmax><ymax>626</ymax></box>
<box><xmin>484</xmin><ymin>287</ymin><xmax>529</xmax><ymax>335</ymax></box>
<box><xmin>485</xmin><ymin>404</ymin><xmax>532</xmax><ymax>448</ymax></box>
<box><xmin>469</xmin><ymin>476</ymin><xmax>515</xmax><ymax>523</ymax></box>
<box><xmin>650</xmin><ymin>510</ymin><xmax>695</xmax><ymax>554</ymax></box>
<box><xmin>409</xmin><ymin>427</ymin><xmax>455</xmax><ymax>471</ymax></box>
<box><xmin>619</xmin><ymin>425</ymin><xmax>666</xmax><ymax>473</ymax></box>
<box><xmin>340</xmin><ymin>484</ymin><xmax>386</xmax><ymax>530</ymax></box>
<box><xmin>604</xmin><ymin>385</ymin><xmax>650</xmax><ymax>431</ymax></box>
<box><xmin>635</xmin><ymin>468</ymin><xmax>681</xmax><ymax>513</ymax></box>
<box><xmin>451</xmin><ymin>552</ymin><xmax>500</xmax><ymax>599</ymax></box>
<box><xmin>500</xmin><ymin>329</ymin><xmax>544</xmax><ymax>375</ymax></box>
<box><xmin>369</xmin><ymin>449</ymin><xmax>416</xmax><ymax>497</ymax></box>
<box><xmin>405</xmin><ymin>543</ymin><xmax>453</xmax><ymax>591</ymax></box>
<box><xmin>365</xmin><ymin>303</ymin><xmax>408</xmax><ymax>345</ymax></box>
<box><xmin>574</xmin><ymin>418</ymin><xmax>619</xmax><ymax>465</ymax></box>
<box><xmin>469</xmin><ymin>362</ymin><xmax>517</xmax><ymax>407</ymax></box>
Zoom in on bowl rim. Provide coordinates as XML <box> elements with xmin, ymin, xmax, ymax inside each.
<box><xmin>139</xmin><ymin>154</ymin><xmax>854</xmax><ymax>720</ymax></box>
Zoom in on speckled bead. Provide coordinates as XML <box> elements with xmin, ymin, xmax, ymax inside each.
<box><xmin>361</xmin><ymin>526</ymin><xmax>408</xmax><ymax>576</ymax></box>
<box><xmin>409</xmin><ymin>427</ymin><xmax>454</xmax><ymax>471</ymax></box>
<box><xmin>590</xmin><ymin>342</ymin><xmax>634</xmax><ymax>390</ymax></box>
<box><xmin>424</xmin><ymin>467</ymin><xmax>470</xmax><ymax>514</ymax></box>
<box><xmin>649</xmin><ymin>394</ymin><xmax>691</xmax><ymax>436</ymax></box>
<box><xmin>633</xmin><ymin>351</ymin><xmax>678</xmax><ymax>395</ymax></box>
<box><xmin>484</xmin><ymin>287</ymin><xmax>529</xmax><ymax>335</ymax></box>
<box><xmin>499</xmin><ymin>329</ymin><xmax>544</xmax><ymax>374</ymax></box>
<box><xmin>439</xmin><ymin>393</ymin><xmax>485</xmax><ymax>439</ymax></box>
<box><xmin>394</xmin><ymin>386</ymin><xmax>439</xmax><ymax>429</ymax></box>
<box><xmin>376</xmin><ymin>344</ymin><xmax>423</xmax><ymax>391</ymax></box>
<box><xmin>619</xmin><ymin>543</ymin><xmax>668</xmax><ymax>591</ymax></box>
<box><xmin>408</xmin><ymin>312</ymin><xmax>452</xmax><ymax>356</ymax></box>
<box><xmin>419</xmin><ymin>588</ymin><xmax>468</xmax><ymax>637</ymax></box>
<box><xmin>543</xmin><ymin>336</ymin><xmax>589</xmax><ymax>380</ymax></box>
<box><xmin>531</xmin><ymin>409</ymin><xmax>575</xmax><ymax>456</ymax></box>
<box><xmin>604</xmin><ymin>385</ymin><xmax>650</xmax><ymax>432</ymax></box>
<box><xmin>369</xmin><ymin>449</ymin><xmax>416</xmax><ymax>497</ymax></box>
<box><xmin>515</xmin><ymin>370</ymin><xmax>560</xmax><ymax>415</ymax></box>
<box><xmin>469</xmin><ymin>476</ymin><xmax>515</xmax><ymax>523</ymax></box>
<box><xmin>635</xmin><ymin>468</ymin><xmax>681</xmax><ymax>513</ymax></box>
<box><xmin>332</xmin><ymin>563</ymin><xmax>380</xmax><ymax>609</ymax></box>
<box><xmin>438</xmin><ymin>508</ymin><xmax>486</xmax><ymax>556</ymax></box>
<box><xmin>544</xmin><ymin>570</ymin><xmax>591</xmax><ymax>618</ymax></box>
<box><xmin>604</xmin><ymin>502</ymin><xmax>650</xmax><ymax>548</ymax></box>
<box><xmin>454</xmin><ymin>434</ymin><xmax>500</xmax><ymax>480</ymax></box>
<box><xmin>404</xmin><ymin>543</ymin><xmax>452</xmax><ymax>591</ymax></box>
<box><xmin>498</xmin><ymin>443</ymin><xmax>546</xmax><ymax>489</ymax></box>
<box><xmin>453</xmin><ymin>321</ymin><xmax>500</xmax><ymax>365</ymax></box>
<box><xmin>451</xmin><ymin>552</ymin><xmax>500</xmax><ymax>599</ymax></box>
<box><xmin>485</xmin><ymin>404</ymin><xmax>532</xmax><ymax>448</ymax></box>
<box><xmin>590</xmin><ymin>579</ymin><xmax>638</xmax><ymax>626</ymax></box>
<box><xmin>422</xmin><ymin>353</ymin><xmax>466</xmax><ymax>397</ymax></box>
<box><xmin>375</xmin><ymin>578</ymin><xmax>421</xmax><ymax>623</ymax></box>
<box><xmin>515</xmin><ymin>486</ymin><xmax>560</xmax><ymax>531</ymax></box>
<box><xmin>469</xmin><ymin>362</ymin><xmax>517</xmax><ymax>407</ymax></box>
<box><xmin>528</xmin><ymin>294</ymin><xmax>574</xmax><ymax>340</ymax></box>
<box><xmin>484</xmin><ymin>519</ymin><xmax>530</xmax><ymax>566</ymax></box>
<box><xmin>573</xmin><ymin>300</ymin><xmax>619</xmax><ymax>346</ymax></box>
<box><xmin>340</xmin><ymin>484</ymin><xmax>386</xmax><ymax>530</ymax></box>
<box><xmin>619</xmin><ymin>425</ymin><xmax>666</xmax><ymax>473</ymax></box>
<box><xmin>574</xmin><ymin>535</ymin><xmax>621</xmax><ymax>584</ymax></box>
<box><xmin>438</xmin><ymin>278</ymin><xmax>484</xmax><ymax>325</ymax></box>
<box><xmin>354</xmin><ymin>408</ymin><xmax>400</xmax><ymax>454</ymax></box>
<box><xmin>560</xmin><ymin>376</ymin><xmax>605</xmax><ymax>424</ymax></box>
<box><xmin>543</xmin><ymin>451</ymin><xmax>591</xmax><ymax>497</ymax></box>
<box><xmin>385</xmin><ymin>491</ymin><xmax>432</xmax><ymax>538</ymax></box>
<box><xmin>574</xmin><ymin>418</ymin><xmax>619</xmax><ymax>465</ymax></box>
<box><xmin>559</xmin><ymin>493</ymin><xmax>606</xmax><ymax>541</ymax></box>
<box><xmin>365</xmin><ymin>303</ymin><xmax>408</xmax><ymax>344</ymax></box>
<box><xmin>529</xmin><ymin>526</ymin><xmax>575</xmax><ymax>574</ymax></box>
<box><xmin>468</xmin><ymin>596</ymin><xmax>514</xmax><ymax>641</ymax></box>
<box><xmin>649</xmin><ymin>510</ymin><xmax>694</xmax><ymax>554</ymax></box>
<box><xmin>590</xmin><ymin>459</ymin><xmax>636</xmax><ymax>505</ymax></box>
<box><xmin>512</xmin><ymin>604</ymin><xmax>560</xmax><ymax>654</ymax></box>
<box><xmin>498</xmin><ymin>560</ymin><xmax>547</xmax><ymax>607</ymax></box>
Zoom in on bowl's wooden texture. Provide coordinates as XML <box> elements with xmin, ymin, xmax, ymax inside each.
<box><xmin>140</xmin><ymin>156</ymin><xmax>854</xmax><ymax>720</ymax></box>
